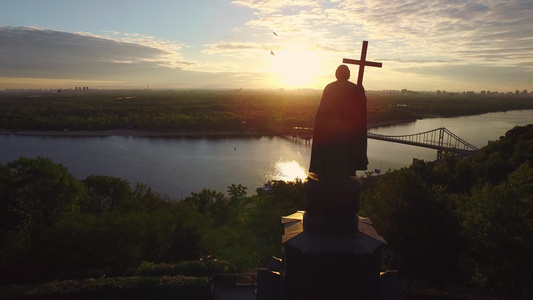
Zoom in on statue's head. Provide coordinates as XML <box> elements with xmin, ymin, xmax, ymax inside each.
<box><xmin>335</xmin><ymin>65</ymin><xmax>350</xmax><ymax>81</ymax></box>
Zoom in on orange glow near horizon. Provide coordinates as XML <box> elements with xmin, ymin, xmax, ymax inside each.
<box><xmin>268</xmin><ymin>47</ymin><xmax>325</xmax><ymax>89</ymax></box>
<box><xmin>0</xmin><ymin>77</ymin><xmax>125</xmax><ymax>90</ymax></box>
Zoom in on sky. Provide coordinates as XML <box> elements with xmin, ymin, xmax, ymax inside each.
<box><xmin>1</xmin><ymin>0</ymin><xmax>532</xmax><ymax>92</ymax></box>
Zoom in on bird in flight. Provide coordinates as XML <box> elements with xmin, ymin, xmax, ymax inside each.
<box><xmin>271</xmin><ymin>32</ymin><xmax>277</xmax><ymax>56</ymax></box>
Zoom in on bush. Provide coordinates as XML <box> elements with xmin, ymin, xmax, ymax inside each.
<box><xmin>131</xmin><ymin>260</ymin><xmax>232</xmax><ymax>277</ymax></box>
<box><xmin>0</xmin><ymin>275</ymin><xmax>210</xmax><ymax>299</ymax></box>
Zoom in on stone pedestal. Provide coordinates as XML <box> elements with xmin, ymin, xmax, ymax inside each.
<box><xmin>281</xmin><ymin>177</ymin><xmax>387</xmax><ymax>300</ymax></box>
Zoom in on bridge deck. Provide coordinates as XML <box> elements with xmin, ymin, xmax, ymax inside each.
<box><xmin>283</xmin><ymin>127</ymin><xmax>479</xmax><ymax>157</ymax></box>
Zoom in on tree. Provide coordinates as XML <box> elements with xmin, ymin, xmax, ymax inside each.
<box><xmin>255</xmin><ymin>180</ymin><xmax>306</xmax><ymax>214</ymax></box>
<box><xmin>4</xmin><ymin>157</ymin><xmax>88</xmax><ymax>227</ymax></box>
<box><xmin>249</xmin><ymin>195</ymin><xmax>284</xmax><ymax>265</ymax></box>
<box><xmin>460</xmin><ymin>162</ymin><xmax>533</xmax><ymax>298</ymax></box>
<box><xmin>165</xmin><ymin>218</ymin><xmax>202</xmax><ymax>262</ymax></box>
<box><xmin>0</xmin><ymin>157</ymin><xmax>89</xmax><ymax>283</ymax></box>
<box><xmin>184</xmin><ymin>189</ymin><xmax>227</xmax><ymax>216</ymax></box>
<box><xmin>361</xmin><ymin>168</ymin><xmax>462</xmax><ymax>287</ymax></box>
<box><xmin>132</xmin><ymin>183</ymin><xmax>170</xmax><ymax>212</ymax></box>
<box><xmin>0</xmin><ymin>164</ymin><xmax>28</xmax><ymax>236</ymax></box>
<box><xmin>228</xmin><ymin>184</ymin><xmax>247</xmax><ymax>201</ymax></box>
<box><xmin>82</xmin><ymin>175</ymin><xmax>133</xmax><ymax>214</ymax></box>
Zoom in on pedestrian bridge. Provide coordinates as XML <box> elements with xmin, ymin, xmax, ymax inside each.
<box><xmin>367</xmin><ymin>127</ymin><xmax>479</xmax><ymax>160</ymax></box>
<box><xmin>284</xmin><ymin>127</ymin><xmax>479</xmax><ymax>160</ymax></box>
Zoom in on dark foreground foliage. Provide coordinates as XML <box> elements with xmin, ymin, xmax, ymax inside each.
<box><xmin>0</xmin><ymin>155</ymin><xmax>305</xmax><ymax>290</ymax></box>
<box><xmin>1</xmin><ymin>123</ymin><xmax>533</xmax><ymax>299</ymax></box>
<box><xmin>0</xmin><ymin>260</ymin><xmax>235</xmax><ymax>299</ymax></box>
<box><xmin>1</xmin><ymin>274</ymin><xmax>210</xmax><ymax>299</ymax></box>
<box><xmin>360</xmin><ymin>124</ymin><xmax>533</xmax><ymax>299</ymax></box>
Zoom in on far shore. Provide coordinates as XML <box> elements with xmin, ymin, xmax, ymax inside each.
<box><xmin>0</xmin><ymin>119</ymin><xmax>417</xmax><ymax>138</ymax></box>
<box><xmin>0</xmin><ymin>129</ymin><xmax>267</xmax><ymax>138</ymax></box>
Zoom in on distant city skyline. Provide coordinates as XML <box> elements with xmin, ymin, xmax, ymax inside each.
<box><xmin>1</xmin><ymin>1</ymin><xmax>532</xmax><ymax>92</ymax></box>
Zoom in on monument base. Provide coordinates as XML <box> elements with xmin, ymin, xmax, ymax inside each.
<box><xmin>281</xmin><ymin>177</ymin><xmax>388</xmax><ymax>299</ymax></box>
<box><xmin>281</xmin><ymin>211</ymin><xmax>386</xmax><ymax>300</ymax></box>
<box><xmin>256</xmin><ymin>177</ymin><xmax>402</xmax><ymax>299</ymax></box>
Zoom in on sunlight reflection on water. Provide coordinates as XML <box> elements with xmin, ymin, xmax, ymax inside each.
<box><xmin>272</xmin><ymin>160</ymin><xmax>307</xmax><ymax>182</ymax></box>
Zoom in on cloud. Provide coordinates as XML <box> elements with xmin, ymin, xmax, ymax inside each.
<box><xmin>0</xmin><ymin>26</ymin><xmax>264</xmax><ymax>89</ymax></box>
<box><xmin>0</xmin><ymin>26</ymin><xmax>193</xmax><ymax>80</ymax></box>
<box><xmin>392</xmin><ymin>62</ymin><xmax>532</xmax><ymax>91</ymax></box>
<box><xmin>229</xmin><ymin>0</ymin><xmax>533</xmax><ymax>91</ymax></box>
<box><xmin>232</xmin><ymin>0</ymin><xmax>331</xmax><ymax>42</ymax></box>
<box><xmin>231</xmin><ymin>0</ymin><xmax>533</xmax><ymax>63</ymax></box>
<box><xmin>202</xmin><ymin>41</ymin><xmax>269</xmax><ymax>55</ymax></box>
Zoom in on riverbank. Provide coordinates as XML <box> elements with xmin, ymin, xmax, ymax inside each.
<box><xmin>0</xmin><ymin>119</ymin><xmax>417</xmax><ymax>138</ymax></box>
<box><xmin>0</xmin><ymin>129</ymin><xmax>266</xmax><ymax>138</ymax></box>
<box><xmin>368</xmin><ymin>119</ymin><xmax>416</xmax><ymax>128</ymax></box>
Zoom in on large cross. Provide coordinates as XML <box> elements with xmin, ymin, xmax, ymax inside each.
<box><xmin>343</xmin><ymin>41</ymin><xmax>382</xmax><ymax>86</ymax></box>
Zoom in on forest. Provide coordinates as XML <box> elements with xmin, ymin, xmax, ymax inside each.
<box><xmin>1</xmin><ymin>89</ymin><xmax>533</xmax><ymax>132</ymax></box>
<box><xmin>0</xmin><ymin>90</ymin><xmax>532</xmax><ymax>298</ymax></box>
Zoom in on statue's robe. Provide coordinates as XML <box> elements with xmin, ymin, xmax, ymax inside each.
<box><xmin>309</xmin><ymin>79</ymin><xmax>368</xmax><ymax>180</ymax></box>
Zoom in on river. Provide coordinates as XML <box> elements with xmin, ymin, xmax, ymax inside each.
<box><xmin>0</xmin><ymin>110</ymin><xmax>531</xmax><ymax>199</ymax></box>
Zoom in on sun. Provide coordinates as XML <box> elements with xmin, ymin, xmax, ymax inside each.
<box><xmin>270</xmin><ymin>47</ymin><xmax>322</xmax><ymax>88</ymax></box>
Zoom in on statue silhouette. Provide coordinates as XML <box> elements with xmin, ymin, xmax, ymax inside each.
<box><xmin>308</xmin><ymin>65</ymin><xmax>368</xmax><ymax>181</ymax></box>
